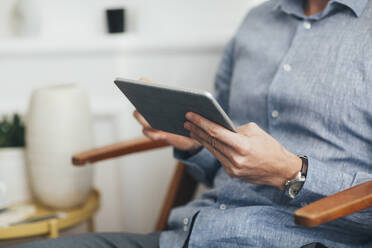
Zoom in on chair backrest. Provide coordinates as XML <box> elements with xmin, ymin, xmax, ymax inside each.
<box><xmin>72</xmin><ymin>137</ymin><xmax>198</xmax><ymax>231</ymax></box>
<box><xmin>155</xmin><ymin>162</ymin><xmax>197</xmax><ymax>231</ymax></box>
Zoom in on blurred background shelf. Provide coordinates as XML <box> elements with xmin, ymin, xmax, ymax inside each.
<box><xmin>0</xmin><ymin>36</ymin><xmax>228</xmax><ymax>56</ymax></box>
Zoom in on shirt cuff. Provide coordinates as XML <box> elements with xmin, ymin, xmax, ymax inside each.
<box><xmin>290</xmin><ymin>156</ymin><xmax>355</xmax><ymax>205</ymax></box>
<box><xmin>174</xmin><ymin>148</ymin><xmax>219</xmax><ymax>187</ymax></box>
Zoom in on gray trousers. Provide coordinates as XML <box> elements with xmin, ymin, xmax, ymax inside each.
<box><xmin>9</xmin><ymin>232</ymin><xmax>160</xmax><ymax>248</ymax></box>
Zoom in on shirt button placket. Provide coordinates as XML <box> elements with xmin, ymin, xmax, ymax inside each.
<box><xmin>268</xmin><ymin>19</ymin><xmax>305</xmax><ymax>133</ymax></box>
<box><xmin>271</xmin><ymin>110</ymin><xmax>279</xmax><ymax>118</ymax></box>
<box><xmin>303</xmin><ymin>21</ymin><xmax>311</xmax><ymax>30</ymax></box>
<box><xmin>183</xmin><ymin>218</ymin><xmax>189</xmax><ymax>232</ymax></box>
<box><xmin>283</xmin><ymin>63</ymin><xmax>292</xmax><ymax>72</ymax></box>
<box><xmin>183</xmin><ymin>218</ymin><xmax>189</xmax><ymax>225</ymax></box>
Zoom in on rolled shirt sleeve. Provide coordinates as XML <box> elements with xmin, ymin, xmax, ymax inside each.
<box><xmin>214</xmin><ymin>38</ymin><xmax>235</xmax><ymax>113</ymax></box>
<box><xmin>174</xmin><ymin>148</ymin><xmax>220</xmax><ymax>187</ymax></box>
<box><xmin>291</xmin><ymin>156</ymin><xmax>372</xmax><ymax>230</ymax></box>
<box><xmin>173</xmin><ymin>38</ymin><xmax>235</xmax><ymax>186</ymax></box>
<box><xmin>292</xmin><ymin>156</ymin><xmax>355</xmax><ymax>203</ymax></box>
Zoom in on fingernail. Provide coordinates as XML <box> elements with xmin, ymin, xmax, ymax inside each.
<box><xmin>185</xmin><ymin>112</ymin><xmax>193</xmax><ymax>119</ymax></box>
<box><xmin>153</xmin><ymin>134</ymin><xmax>161</xmax><ymax>140</ymax></box>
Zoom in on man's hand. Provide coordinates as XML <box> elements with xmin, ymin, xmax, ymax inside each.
<box><xmin>133</xmin><ymin>110</ymin><xmax>201</xmax><ymax>152</ymax></box>
<box><xmin>133</xmin><ymin>78</ymin><xmax>201</xmax><ymax>153</ymax></box>
<box><xmin>184</xmin><ymin>112</ymin><xmax>302</xmax><ymax>190</ymax></box>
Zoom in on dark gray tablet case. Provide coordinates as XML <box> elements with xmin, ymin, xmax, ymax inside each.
<box><xmin>114</xmin><ymin>78</ymin><xmax>236</xmax><ymax>137</ymax></box>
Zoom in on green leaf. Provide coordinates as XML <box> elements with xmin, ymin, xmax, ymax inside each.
<box><xmin>0</xmin><ymin>114</ymin><xmax>25</xmax><ymax>148</ymax></box>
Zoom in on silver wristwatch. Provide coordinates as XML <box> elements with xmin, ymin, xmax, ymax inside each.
<box><xmin>284</xmin><ymin>156</ymin><xmax>308</xmax><ymax>199</ymax></box>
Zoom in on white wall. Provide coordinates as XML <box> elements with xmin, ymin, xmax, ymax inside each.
<box><xmin>8</xmin><ymin>0</ymin><xmax>263</xmax><ymax>39</ymax></box>
<box><xmin>0</xmin><ymin>0</ymin><xmax>265</xmax><ymax>235</ymax></box>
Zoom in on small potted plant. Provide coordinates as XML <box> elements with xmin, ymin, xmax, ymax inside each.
<box><xmin>0</xmin><ymin>114</ymin><xmax>31</xmax><ymax>208</ymax></box>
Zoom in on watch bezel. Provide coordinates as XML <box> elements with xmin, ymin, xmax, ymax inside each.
<box><xmin>285</xmin><ymin>172</ymin><xmax>306</xmax><ymax>199</ymax></box>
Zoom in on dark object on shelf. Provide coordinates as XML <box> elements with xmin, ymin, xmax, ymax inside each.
<box><xmin>106</xmin><ymin>8</ymin><xmax>125</xmax><ymax>33</ymax></box>
<box><xmin>0</xmin><ymin>114</ymin><xmax>25</xmax><ymax>148</ymax></box>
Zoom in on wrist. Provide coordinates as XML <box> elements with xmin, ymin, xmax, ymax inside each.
<box><xmin>278</xmin><ymin>153</ymin><xmax>302</xmax><ymax>190</ymax></box>
<box><xmin>284</xmin><ymin>155</ymin><xmax>308</xmax><ymax>199</ymax></box>
<box><xmin>287</xmin><ymin>154</ymin><xmax>302</xmax><ymax>180</ymax></box>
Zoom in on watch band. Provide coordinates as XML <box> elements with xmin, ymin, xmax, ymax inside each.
<box><xmin>284</xmin><ymin>155</ymin><xmax>308</xmax><ymax>199</ymax></box>
<box><xmin>299</xmin><ymin>155</ymin><xmax>308</xmax><ymax>178</ymax></box>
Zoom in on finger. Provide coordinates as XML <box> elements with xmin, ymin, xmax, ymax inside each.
<box><xmin>139</xmin><ymin>77</ymin><xmax>155</xmax><ymax>83</ymax></box>
<box><xmin>185</xmin><ymin>121</ymin><xmax>236</xmax><ymax>158</ymax></box>
<box><xmin>190</xmin><ymin>123</ymin><xmax>246</xmax><ymax>172</ymax></box>
<box><xmin>188</xmin><ymin>124</ymin><xmax>243</xmax><ymax>171</ymax></box>
<box><xmin>190</xmin><ymin>132</ymin><xmax>238</xmax><ymax>177</ymax></box>
<box><xmin>189</xmin><ymin>131</ymin><xmax>237</xmax><ymax>177</ymax></box>
<box><xmin>185</xmin><ymin>112</ymin><xmax>243</xmax><ymax>150</ymax></box>
<box><xmin>143</xmin><ymin>128</ymin><xmax>165</xmax><ymax>141</ymax></box>
<box><xmin>237</xmin><ymin>122</ymin><xmax>262</xmax><ymax>137</ymax></box>
<box><xmin>133</xmin><ymin>110</ymin><xmax>151</xmax><ymax>128</ymax></box>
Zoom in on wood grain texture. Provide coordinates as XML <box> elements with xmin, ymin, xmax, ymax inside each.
<box><xmin>155</xmin><ymin>162</ymin><xmax>197</xmax><ymax>231</ymax></box>
<box><xmin>72</xmin><ymin>136</ymin><xmax>196</xmax><ymax>232</ymax></box>
<box><xmin>295</xmin><ymin>181</ymin><xmax>372</xmax><ymax>227</ymax></box>
<box><xmin>72</xmin><ymin>137</ymin><xmax>170</xmax><ymax>165</ymax></box>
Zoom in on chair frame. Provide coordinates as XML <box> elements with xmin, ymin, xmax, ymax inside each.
<box><xmin>73</xmin><ymin>137</ymin><xmax>197</xmax><ymax>231</ymax></box>
<box><xmin>72</xmin><ymin>137</ymin><xmax>372</xmax><ymax>231</ymax></box>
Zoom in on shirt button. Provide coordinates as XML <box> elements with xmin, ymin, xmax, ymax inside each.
<box><xmin>283</xmin><ymin>64</ymin><xmax>292</xmax><ymax>72</ymax></box>
<box><xmin>183</xmin><ymin>226</ymin><xmax>188</xmax><ymax>232</ymax></box>
<box><xmin>219</xmin><ymin>204</ymin><xmax>227</xmax><ymax>210</ymax></box>
<box><xmin>303</xmin><ymin>21</ymin><xmax>311</xmax><ymax>30</ymax></box>
<box><xmin>271</xmin><ymin>110</ymin><xmax>279</xmax><ymax>118</ymax></box>
<box><xmin>183</xmin><ymin>218</ymin><xmax>189</xmax><ymax>225</ymax></box>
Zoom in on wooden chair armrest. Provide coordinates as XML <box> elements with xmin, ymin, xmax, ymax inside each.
<box><xmin>72</xmin><ymin>137</ymin><xmax>169</xmax><ymax>166</ymax></box>
<box><xmin>294</xmin><ymin>181</ymin><xmax>372</xmax><ymax>227</ymax></box>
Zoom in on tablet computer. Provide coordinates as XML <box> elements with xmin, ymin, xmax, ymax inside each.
<box><xmin>114</xmin><ymin>78</ymin><xmax>236</xmax><ymax>137</ymax></box>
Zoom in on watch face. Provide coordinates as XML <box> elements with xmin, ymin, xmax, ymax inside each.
<box><xmin>289</xmin><ymin>181</ymin><xmax>304</xmax><ymax>198</ymax></box>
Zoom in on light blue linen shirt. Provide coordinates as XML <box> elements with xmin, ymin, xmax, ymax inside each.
<box><xmin>160</xmin><ymin>0</ymin><xmax>372</xmax><ymax>247</ymax></box>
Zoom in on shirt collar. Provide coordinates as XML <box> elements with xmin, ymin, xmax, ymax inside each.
<box><xmin>335</xmin><ymin>0</ymin><xmax>368</xmax><ymax>17</ymax></box>
<box><xmin>274</xmin><ymin>0</ymin><xmax>369</xmax><ymax>18</ymax></box>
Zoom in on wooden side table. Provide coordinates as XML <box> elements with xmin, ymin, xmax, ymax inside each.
<box><xmin>0</xmin><ymin>189</ymin><xmax>100</xmax><ymax>240</ymax></box>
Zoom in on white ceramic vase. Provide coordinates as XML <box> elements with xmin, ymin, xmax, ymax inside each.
<box><xmin>26</xmin><ymin>84</ymin><xmax>94</xmax><ymax>209</ymax></box>
<box><xmin>0</xmin><ymin>148</ymin><xmax>31</xmax><ymax>208</ymax></box>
